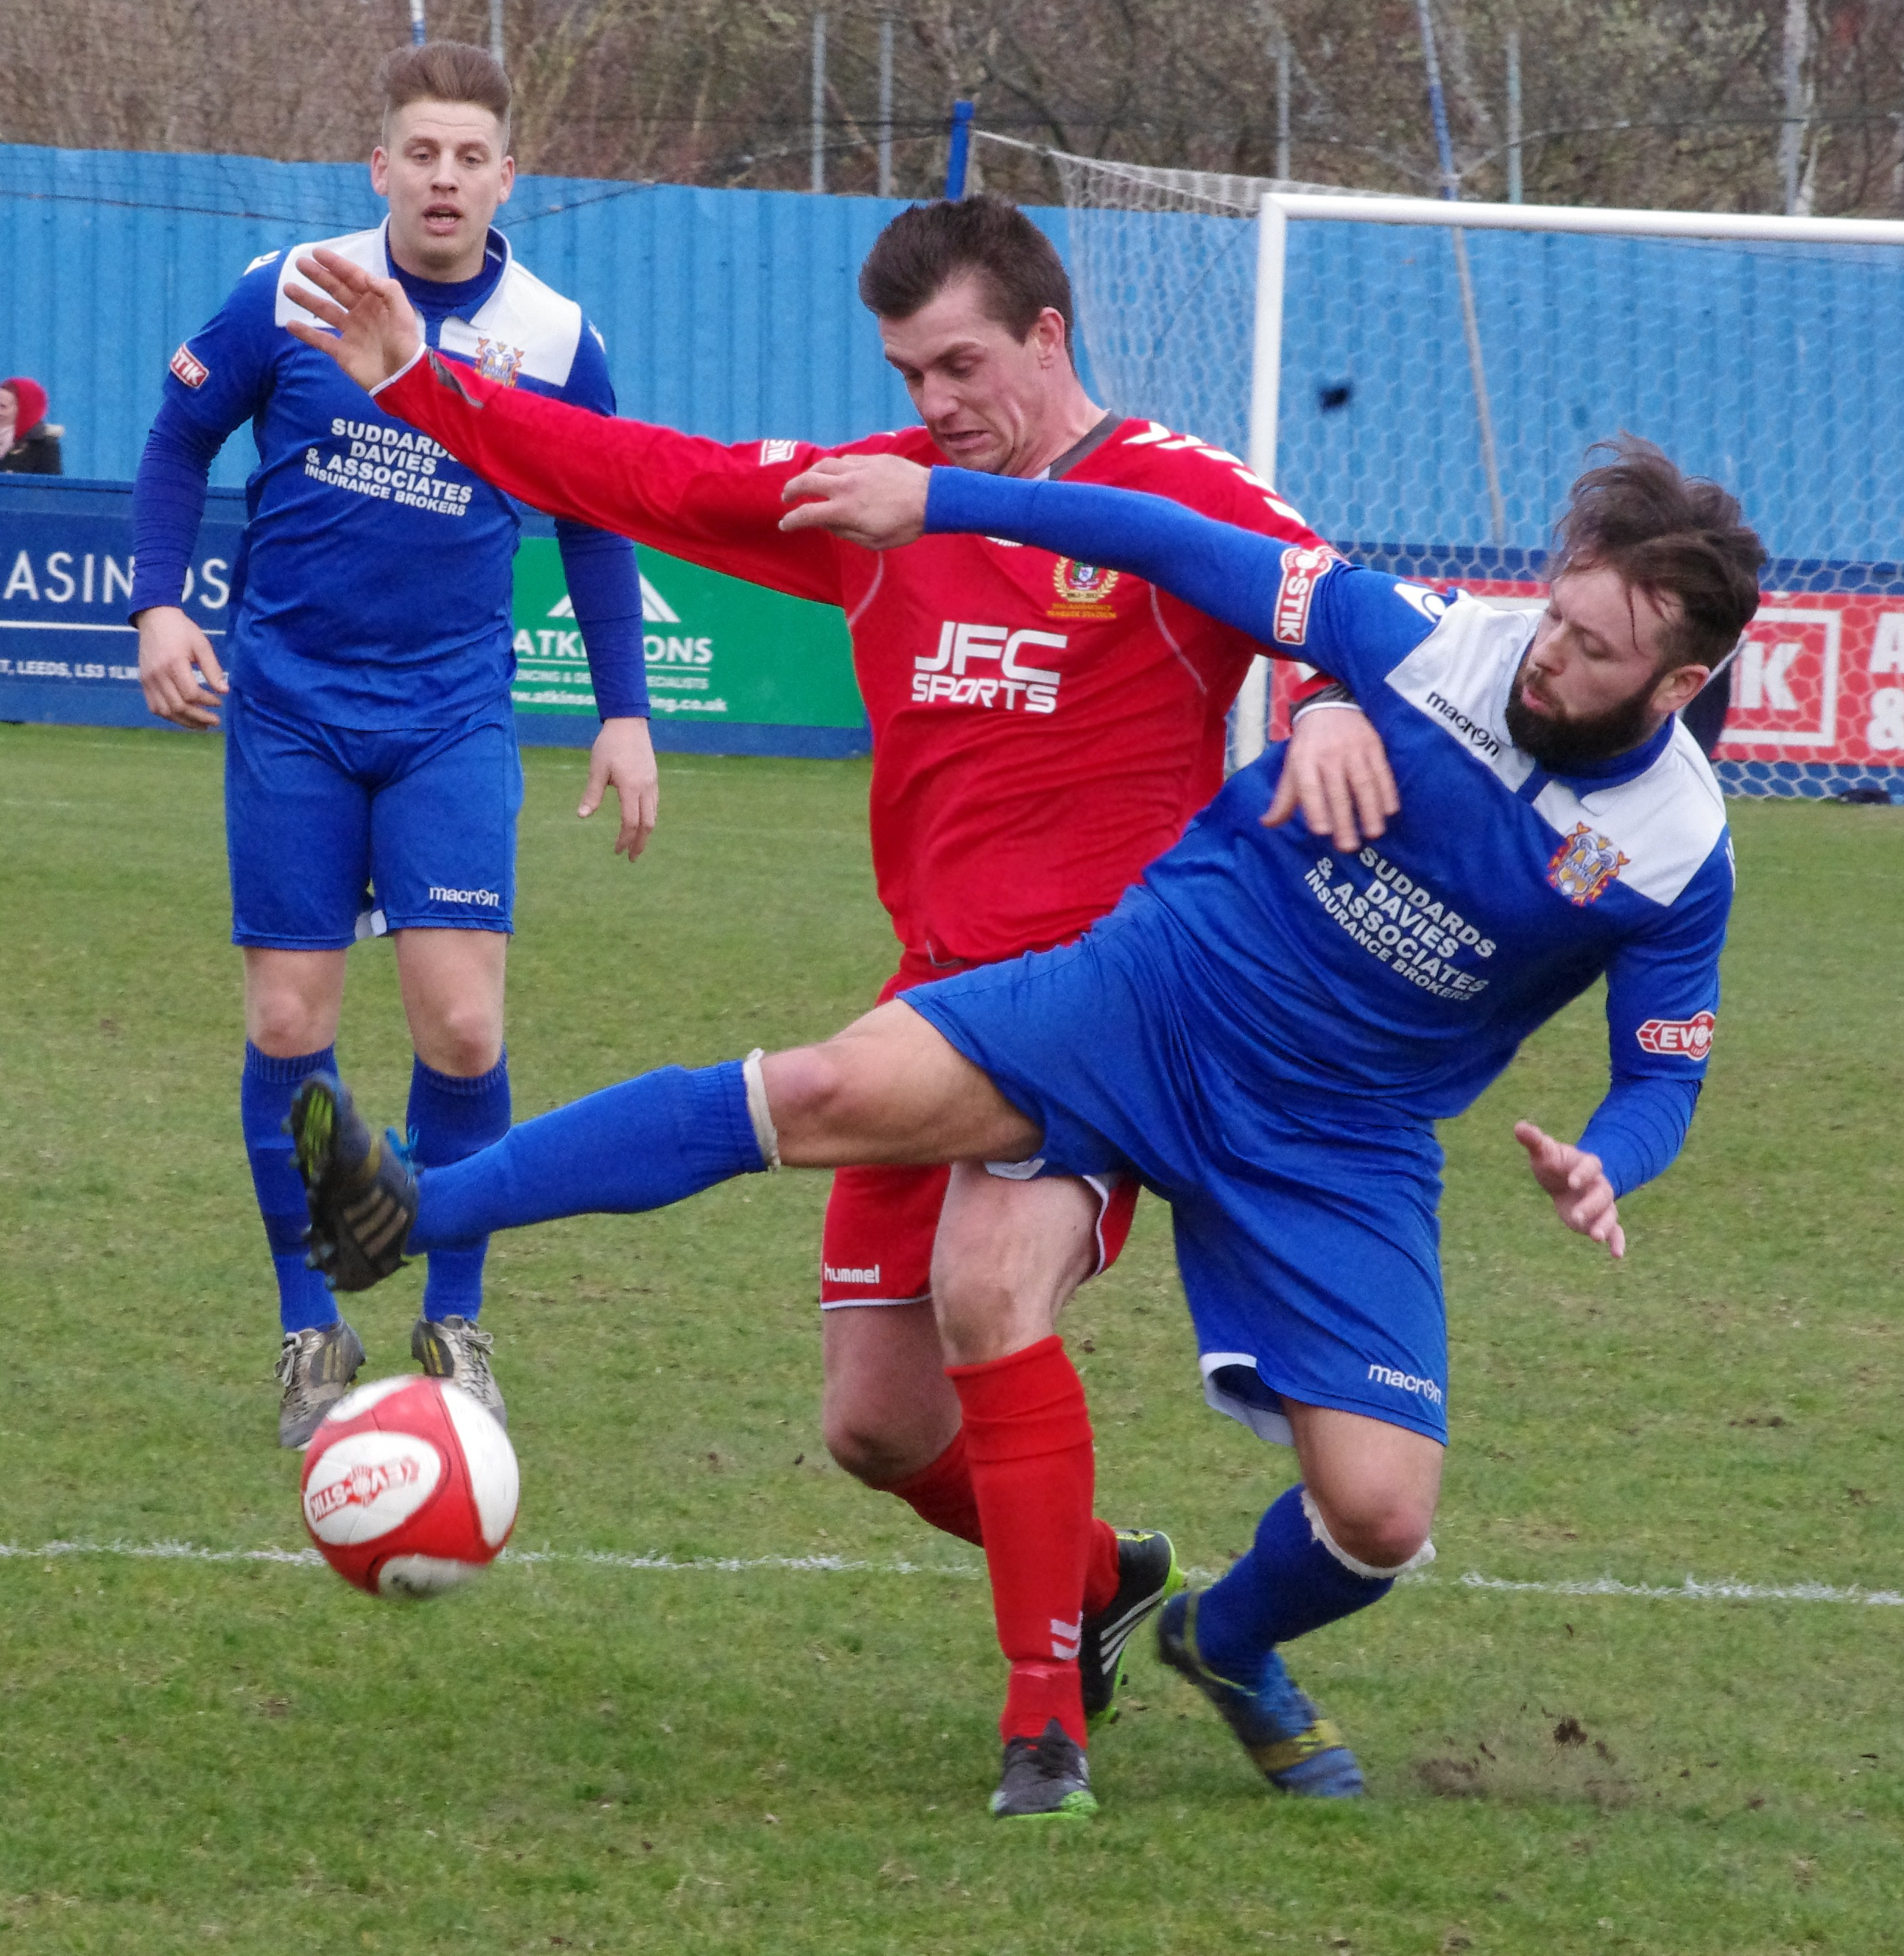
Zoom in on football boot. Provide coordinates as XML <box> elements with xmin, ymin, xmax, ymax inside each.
<box><xmin>1156</xmin><ymin>1589</ymin><xmax>1365</xmax><ymax>1797</ymax></box>
<box><xmin>275</xmin><ymin>1319</ymin><xmax>366</xmax><ymax>1450</ymax></box>
<box><xmin>990</xmin><ymin>1718</ymin><xmax>1098</xmax><ymax>1822</ymax></box>
<box><xmin>288</xmin><ymin>1074</ymin><xmax>417</xmax><ymax>1292</ymax></box>
<box><xmin>412</xmin><ymin>1314</ymin><xmax>507</xmax><ymax>1428</ymax></box>
<box><xmin>1079</xmin><ymin>1527</ymin><xmax>1185</xmax><ymax>1730</ymax></box>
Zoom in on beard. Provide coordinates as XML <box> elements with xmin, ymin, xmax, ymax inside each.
<box><xmin>1504</xmin><ymin>654</ymin><xmax>1663</xmax><ymax>769</ymax></box>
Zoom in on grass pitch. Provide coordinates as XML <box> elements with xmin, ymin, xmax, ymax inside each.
<box><xmin>0</xmin><ymin>722</ymin><xmax>1899</xmax><ymax>1955</ymax></box>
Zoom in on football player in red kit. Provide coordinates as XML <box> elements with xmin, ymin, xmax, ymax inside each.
<box><xmin>285</xmin><ymin>197</ymin><xmax>1399</xmax><ymax>1818</ymax></box>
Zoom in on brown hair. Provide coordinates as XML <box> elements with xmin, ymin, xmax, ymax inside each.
<box><xmin>858</xmin><ymin>194</ymin><xmax>1073</xmax><ymax>351</ymax></box>
<box><xmin>1553</xmin><ymin>435</ymin><xmax>1765</xmax><ymax>669</ymax></box>
<box><xmin>375</xmin><ymin>41</ymin><xmax>512</xmax><ymax>144</ymax></box>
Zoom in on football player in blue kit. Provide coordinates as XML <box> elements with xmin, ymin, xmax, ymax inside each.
<box><xmin>283</xmin><ymin>393</ymin><xmax>1761</xmax><ymax>1813</ymax></box>
<box><xmin>130</xmin><ymin>41</ymin><xmax>657</xmax><ymax>1447</ymax></box>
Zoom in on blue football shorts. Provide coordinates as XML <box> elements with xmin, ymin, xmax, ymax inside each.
<box><xmin>224</xmin><ymin>690</ymin><xmax>523</xmax><ymax>950</ymax></box>
<box><xmin>903</xmin><ymin>896</ymin><xmax>1450</xmax><ymax>1448</ymax></box>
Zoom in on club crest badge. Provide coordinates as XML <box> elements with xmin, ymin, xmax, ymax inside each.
<box><xmin>473</xmin><ymin>337</ymin><xmax>526</xmax><ymax>387</ymax></box>
<box><xmin>1048</xmin><ymin>557</ymin><xmax>1120</xmax><ymax>619</ymax></box>
<box><xmin>1545</xmin><ymin>822</ymin><xmax>1629</xmax><ymax>906</ymax></box>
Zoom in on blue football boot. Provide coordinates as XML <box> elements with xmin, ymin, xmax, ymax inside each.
<box><xmin>1156</xmin><ymin>1589</ymin><xmax>1365</xmax><ymax>1797</ymax></box>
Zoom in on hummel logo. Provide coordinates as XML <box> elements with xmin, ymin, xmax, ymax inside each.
<box><xmin>1050</xmin><ymin>1614</ymin><xmax>1082</xmax><ymax>1661</ymax></box>
<box><xmin>822</xmin><ymin>1263</ymin><xmax>880</xmax><ymax>1284</ymax></box>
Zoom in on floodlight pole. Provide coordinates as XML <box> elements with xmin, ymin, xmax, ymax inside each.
<box><xmin>878</xmin><ymin>16</ymin><xmax>895</xmax><ymax>197</ymax></box>
<box><xmin>1506</xmin><ymin>29</ymin><xmax>1523</xmax><ymax>203</ymax></box>
<box><xmin>1274</xmin><ymin>28</ymin><xmax>1291</xmax><ymax>183</ymax></box>
<box><xmin>811</xmin><ymin>13</ymin><xmax>828</xmax><ymax>195</ymax></box>
<box><xmin>946</xmin><ymin>99</ymin><xmax>974</xmax><ymax>198</ymax></box>
<box><xmin>489</xmin><ymin>0</ymin><xmax>504</xmax><ymax>66</ymax></box>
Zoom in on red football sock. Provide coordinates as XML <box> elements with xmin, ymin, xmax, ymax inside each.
<box><xmin>883</xmin><ymin>1431</ymin><xmax>1126</xmax><ymax>1616</ymax></box>
<box><xmin>881</xmin><ymin>1428</ymin><xmax>984</xmax><ymax>1547</ymax></box>
<box><xmin>948</xmin><ymin>1335</ymin><xmax>1096</xmax><ymax>1747</ymax></box>
<box><xmin>1083</xmin><ymin>1516</ymin><xmax>1121</xmax><ymax>1619</ymax></box>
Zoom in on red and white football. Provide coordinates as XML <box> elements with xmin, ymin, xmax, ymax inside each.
<box><xmin>299</xmin><ymin>1375</ymin><xmax>519</xmax><ymax>1598</ymax></box>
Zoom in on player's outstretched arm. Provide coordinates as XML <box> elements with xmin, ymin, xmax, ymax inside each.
<box><xmin>283</xmin><ymin>248</ymin><xmax>423</xmax><ymax>390</ymax></box>
<box><xmin>780</xmin><ymin>454</ymin><xmax>931</xmax><ymax>549</ymax></box>
<box><xmin>1513</xmin><ymin>1121</ymin><xmax>1625</xmax><ymax>1260</ymax></box>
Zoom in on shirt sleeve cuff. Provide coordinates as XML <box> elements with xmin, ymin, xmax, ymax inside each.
<box><xmin>369</xmin><ymin>343</ymin><xmax>430</xmax><ymax>398</ymax></box>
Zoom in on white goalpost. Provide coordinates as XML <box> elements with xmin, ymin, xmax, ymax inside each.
<box><xmin>992</xmin><ymin>134</ymin><xmax>1904</xmax><ymax>801</ymax></box>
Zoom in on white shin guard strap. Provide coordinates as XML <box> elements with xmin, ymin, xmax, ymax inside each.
<box><xmin>741</xmin><ymin>1049</ymin><xmax>780</xmax><ymax>1171</ymax></box>
<box><xmin>1301</xmin><ymin>1486</ymin><xmax>1436</xmax><ymax>1580</ymax></box>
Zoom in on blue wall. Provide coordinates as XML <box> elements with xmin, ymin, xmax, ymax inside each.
<box><xmin>0</xmin><ymin>143</ymin><xmax>1076</xmax><ymax>488</ymax></box>
<box><xmin>4</xmin><ymin>140</ymin><xmax>1901</xmax><ymax>564</ymax></box>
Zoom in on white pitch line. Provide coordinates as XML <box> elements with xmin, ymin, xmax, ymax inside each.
<box><xmin>1</xmin><ymin>1538</ymin><xmax>1898</xmax><ymax>1605</ymax></box>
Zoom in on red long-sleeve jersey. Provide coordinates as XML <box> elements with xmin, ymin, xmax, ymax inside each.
<box><xmin>379</xmin><ymin>353</ymin><xmax>1329</xmax><ymax>966</ymax></box>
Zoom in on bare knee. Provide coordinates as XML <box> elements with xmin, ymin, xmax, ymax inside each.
<box><xmin>821</xmin><ymin>1371</ymin><xmax>955</xmax><ymax>1487</ymax></box>
<box><xmin>413</xmin><ymin>996</ymin><xmax>503</xmax><ymax>1077</ymax></box>
<box><xmin>248</xmin><ymin>993</ymin><xmax>331</xmax><ymax>1058</ymax></box>
<box><xmin>819</xmin><ymin>1300</ymin><xmax>960</xmax><ymax>1488</ymax></box>
<box><xmin>822</xmin><ymin>1399</ymin><xmax>923</xmax><ymax>1488</ymax></box>
<box><xmin>1308</xmin><ymin>1487</ymin><xmax>1437</xmax><ymax>1572</ymax></box>
<box><xmin>762</xmin><ymin>1044</ymin><xmax>856</xmax><ymax>1130</ymax></box>
<box><xmin>244</xmin><ymin>954</ymin><xmax>344</xmax><ymax>1057</ymax></box>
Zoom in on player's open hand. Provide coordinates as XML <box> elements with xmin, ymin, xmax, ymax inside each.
<box><xmin>779</xmin><ymin>454</ymin><xmax>931</xmax><ymax>549</ymax></box>
<box><xmin>1514</xmin><ymin>1121</ymin><xmax>1626</xmax><ymax>1259</ymax></box>
<box><xmin>1263</xmin><ymin>700</ymin><xmax>1400</xmax><ymax>853</ymax></box>
<box><xmin>284</xmin><ymin>247</ymin><xmax>424</xmax><ymax>393</ymax></box>
<box><xmin>135</xmin><ymin>603</ymin><xmax>228</xmax><ymax>729</ymax></box>
<box><xmin>580</xmin><ymin>716</ymin><xmax>660</xmax><ymax>861</ymax></box>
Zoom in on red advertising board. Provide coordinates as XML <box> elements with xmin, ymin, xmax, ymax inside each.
<box><xmin>1269</xmin><ymin>572</ymin><xmax>1904</xmax><ymax>773</ymax></box>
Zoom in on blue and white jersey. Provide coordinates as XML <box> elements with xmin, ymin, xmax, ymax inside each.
<box><xmin>135</xmin><ymin>222</ymin><xmax>638</xmax><ymax>729</ymax></box>
<box><xmin>923</xmin><ymin>470</ymin><xmax>1732</xmax><ymax>1189</ymax></box>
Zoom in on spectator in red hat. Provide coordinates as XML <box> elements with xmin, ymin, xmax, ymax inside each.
<box><xmin>0</xmin><ymin>377</ymin><xmax>63</xmax><ymax>474</ymax></box>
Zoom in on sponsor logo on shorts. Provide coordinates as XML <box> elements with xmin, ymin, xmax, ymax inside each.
<box><xmin>1545</xmin><ymin>822</ymin><xmax>1630</xmax><ymax>906</ymax></box>
<box><xmin>1272</xmin><ymin>544</ymin><xmax>1340</xmax><ymax>644</ymax></box>
<box><xmin>1367</xmin><ymin>1362</ymin><xmax>1444</xmax><ymax>1407</ymax></box>
<box><xmin>473</xmin><ymin>337</ymin><xmax>525</xmax><ymax>387</ymax></box>
<box><xmin>760</xmin><ymin>438</ymin><xmax>800</xmax><ymax>465</ymax></box>
<box><xmin>1635</xmin><ymin>1010</ymin><xmax>1715</xmax><ymax>1060</ymax></box>
<box><xmin>822</xmin><ymin>1263</ymin><xmax>881</xmax><ymax>1285</ymax></box>
<box><xmin>913</xmin><ymin>622</ymin><xmax>1063</xmax><ymax>714</ymax></box>
<box><xmin>429</xmin><ymin>885</ymin><xmax>504</xmax><ymax>909</ymax></box>
<box><xmin>1425</xmin><ymin>688</ymin><xmax>1502</xmax><ymax>759</ymax></box>
<box><xmin>170</xmin><ymin>343</ymin><xmax>209</xmax><ymax>389</ymax></box>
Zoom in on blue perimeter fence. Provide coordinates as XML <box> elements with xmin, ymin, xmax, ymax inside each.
<box><xmin>0</xmin><ymin>143</ymin><xmax>1898</xmax><ymax>793</ymax></box>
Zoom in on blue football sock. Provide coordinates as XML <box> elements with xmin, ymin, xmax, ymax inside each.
<box><xmin>407</xmin><ymin>1050</ymin><xmax>512</xmax><ymax>1322</ymax></box>
<box><xmin>409</xmin><ymin>1059</ymin><xmax>766</xmax><ymax>1253</ymax></box>
<box><xmin>1193</xmin><ymin>1484</ymin><xmax>1394</xmax><ymax>1686</ymax></box>
<box><xmin>241</xmin><ymin>1042</ymin><xmax>339</xmax><ymax>1336</ymax></box>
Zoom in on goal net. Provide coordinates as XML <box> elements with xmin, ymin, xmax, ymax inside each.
<box><xmin>999</xmin><ymin>135</ymin><xmax>1904</xmax><ymax>803</ymax></box>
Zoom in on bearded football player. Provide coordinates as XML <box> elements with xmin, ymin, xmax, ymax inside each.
<box><xmin>281</xmin><ymin>420</ymin><xmax>1758</xmax><ymax>1820</ymax></box>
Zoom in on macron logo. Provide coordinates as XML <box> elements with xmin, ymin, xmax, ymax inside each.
<box><xmin>1367</xmin><ymin>1362</ymin><xmax>1444</xmax><ymax>1407</ymax></box>
<box><xmin>823</xmin><ymin>1263</ymin><xmax>880</xmax><ymax>1285</ymax></box>
<box><xmin>429</xmin><ymin>885</ymin><xmax>503</xmax><ymax>909</ymax></box>
<box><xmin>1425</xmin><ymin>689</ymin><xmax>1502</xmax><ymax>759</ymax></box>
